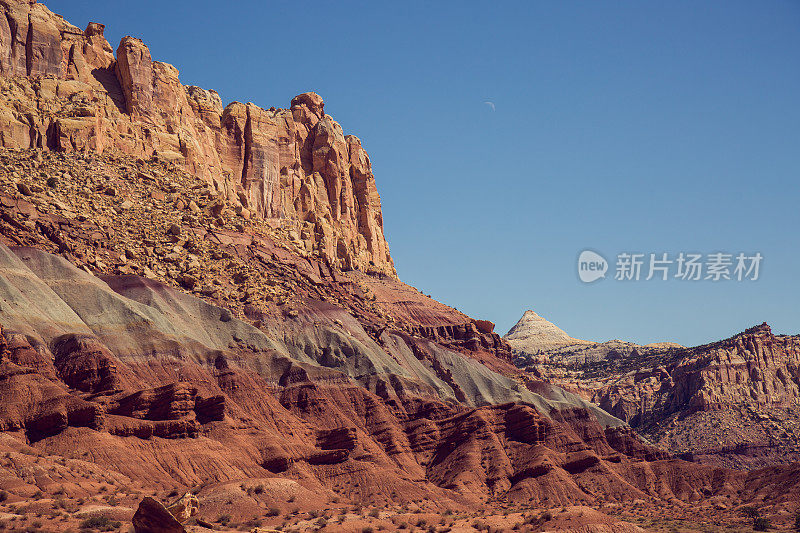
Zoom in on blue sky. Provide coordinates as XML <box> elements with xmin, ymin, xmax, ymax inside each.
<box><xmin>49</xmin><ymin>1</ymin><xmax>800</xmax><ymax>346</ymax></box>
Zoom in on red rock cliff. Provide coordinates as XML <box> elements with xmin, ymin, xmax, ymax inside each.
<box><xmin>0</xmin><ymin>0</ymin><xmax>394</xmax><ymax>276</ymax></box>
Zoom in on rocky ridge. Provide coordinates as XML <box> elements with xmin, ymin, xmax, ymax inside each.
<box><xmin>508</xmin><ymin>309</ymin><xmax>800</xmax><ymax>470</ymax></box>
<box><xmin>592</xmin><ymin>323</ymin><xmax>800</xmax><ymax>469</ymax></box>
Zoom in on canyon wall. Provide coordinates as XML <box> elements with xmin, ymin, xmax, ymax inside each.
<box><xmin>0</xmin><ymin>0</ymin><xmax>394</xmax><ymax>276</ymax></box>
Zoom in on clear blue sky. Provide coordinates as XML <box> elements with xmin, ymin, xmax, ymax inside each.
<box><xmin>50</xmin><ymin>1</ymin><xmax>800</xmax><ymax>346</ymax></box>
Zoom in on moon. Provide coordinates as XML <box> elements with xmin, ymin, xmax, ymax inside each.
<box><xmin>484</xmin><ymin>101</ymin><xmax>496</xmax><ymax>111</ymax></box>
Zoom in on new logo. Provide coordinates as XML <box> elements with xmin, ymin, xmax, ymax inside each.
<box><xmin>578</xmin><ymin>250</ymin><xmax>608</xmax><ymax>283</ymax></box>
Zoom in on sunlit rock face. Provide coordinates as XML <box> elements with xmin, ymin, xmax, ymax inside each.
<box><xmin>0</xmin><ymin>1</ymin><xmax>394</xmax><ymax>276</ymax></box>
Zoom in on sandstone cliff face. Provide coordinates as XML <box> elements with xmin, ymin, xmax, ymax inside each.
<box><xmin>0</xmin><ymin>0</ymin><xmax>393</xmax><ymax>276</ymax></box>
<box><xmin>587</xmin><ymin>324</ymin><xmax>800</xmax><ymax>469</ymax></box>
<box><xmin>595</xmin><ymin>324</ymin><xmax>800</xmax><ymax>422</ymax></box>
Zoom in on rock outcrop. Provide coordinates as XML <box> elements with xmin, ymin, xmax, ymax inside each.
<box><xmin>508</xmin><ymin>309</ymin><xmax>800</xmax><ymax>469</ymax></box>
<box><xmin>591</xmin><ymin>323</ymin><xmax>800</xmax><ymax>469</ymax></box>
<box><xmin>0</xmin><ymin>0</ymin><xmax>393</xmax><ymax>276</ymax></box>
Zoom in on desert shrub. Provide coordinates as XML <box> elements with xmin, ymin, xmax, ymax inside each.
<box><xmin>78</xmin><ymin>516</ymin><xmax>120</xmax><ymax>531</ymax></box>
<box><xmin>794</xmin><ymin>511</ymin><xmax>800</xmax><ymax>532</ymax></box>
<box><xmin>0</xmin><ymin>491</ymin><xmax>7</xmax><ymax>502</ymax></box>
<box><xmin>753</xmin><ymin>517</ymin><xmax>771</xmax><ymax>531</ymax></box>
<box><xmin>369</xmin><ymin>508</ymin><xmax>380</xmax><ymax>518</ymax></box>
<box><xmin>362</xmin><ymin>528</ymin><xmax>374</xmax><ymax>533</ymax></box>
<box><xmin>216</xmin><ymin>514</ymin><xmax>231</xmax><ymax>526</ymax></box>
<box><xmin>266</xmin><ymin>507</ymin><xmax>280</xmax><ymax>517</ymax></box>
<box><xmin>742</xmin><ymin>506</ymin><xmax>760</xmax><ymax>518</ymax></box>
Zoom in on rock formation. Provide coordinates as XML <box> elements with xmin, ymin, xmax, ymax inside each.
<box><xmin>504</xmin><ymin>310</ymin><xmax>592</xmax><ymax>354</ymax></box>
<box><xmin>509</xmin><ymin>309</ymin><xmax>800</xmax><ymax>469</ymax></box>
<box><xmin>0</xmin><ymin>0</ymin><xmax>393</xmax><ymax>276</ymax></box>
<box><xmin>591</xmin><ymin>323</ymin><xmax>800</xmax><ymax>469</ymax></box>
